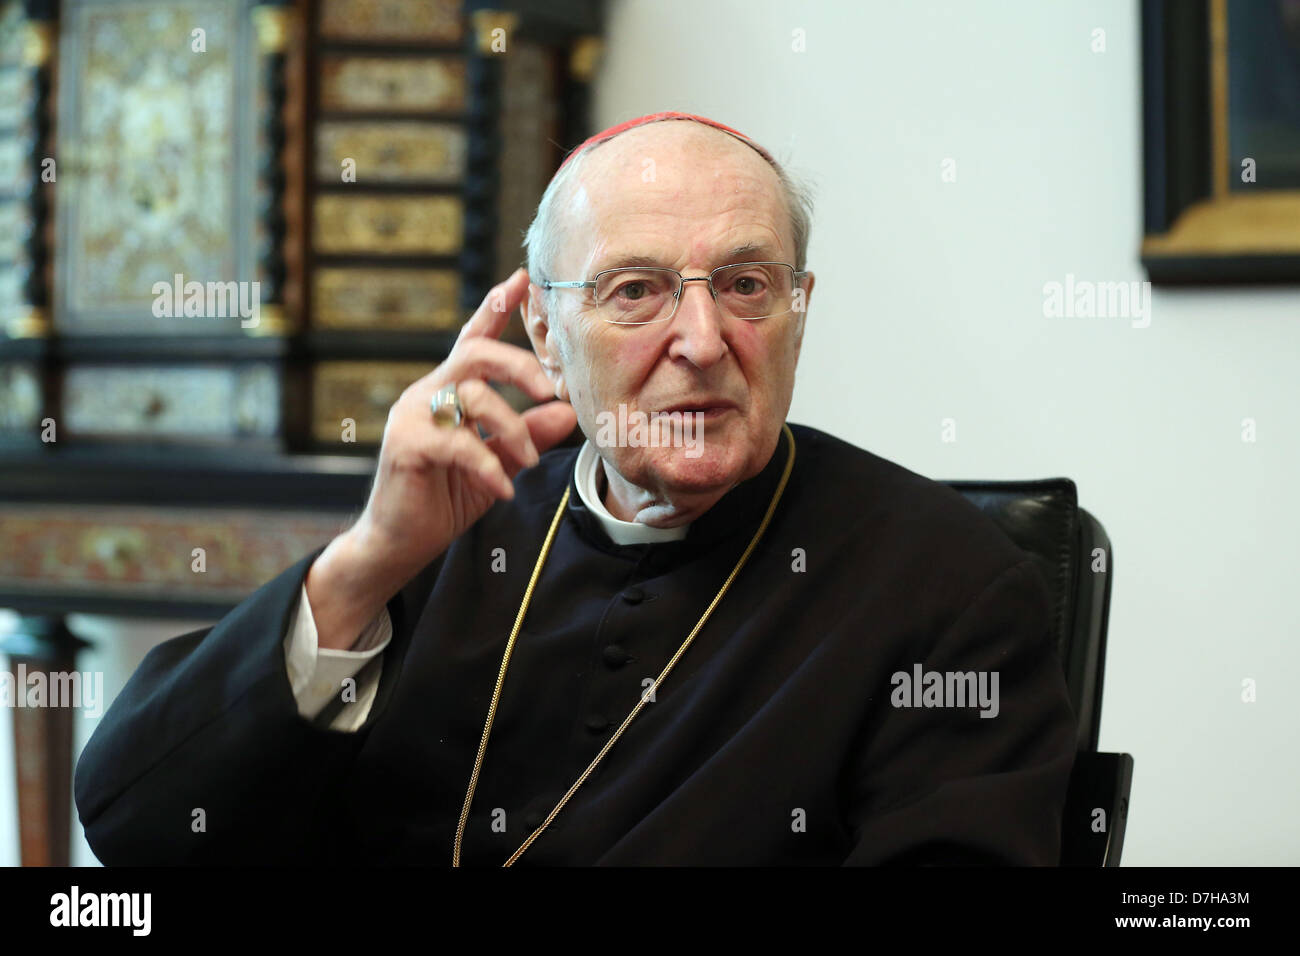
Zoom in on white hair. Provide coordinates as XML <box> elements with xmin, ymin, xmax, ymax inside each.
<box><xmin>522</xmin><ymin>119</ymin><xmax>814</xmax><ymax>286</ymax></box>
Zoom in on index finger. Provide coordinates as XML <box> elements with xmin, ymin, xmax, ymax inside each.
<box><xmin>456</xmin><ymin>267</ymin><xmax>531</xmax><ymax>343</ymax></box>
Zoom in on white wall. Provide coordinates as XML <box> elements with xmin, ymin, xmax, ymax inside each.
<box><xmin>593</xmin><ymin>0</ymin><xmax>1300</xmax><ymax>864</ymax></box>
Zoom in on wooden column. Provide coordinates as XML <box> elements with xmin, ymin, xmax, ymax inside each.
<box><xmin>2</xmin><ymin>616</ymin><xmax>89</xmax><ymax>867</ymax></box>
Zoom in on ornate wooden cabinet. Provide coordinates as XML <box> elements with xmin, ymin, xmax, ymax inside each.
<box><xmin>0</xmin><ymin>0</ymin><xmax>602</xmax><ymax>865</ymax></box>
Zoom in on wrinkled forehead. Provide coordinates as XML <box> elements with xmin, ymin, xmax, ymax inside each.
<box><xmin>557</xmin><ymin>123</ymin><xmax>792</xmax><ymax>276</ymax></box>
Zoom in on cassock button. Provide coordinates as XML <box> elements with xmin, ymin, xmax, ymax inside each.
<box><xmin>621</xmin><ymin>586</ymin><xmax>645</xmax><ymax>605</ymax></box>
<box><xmin>602</xmin><ymin>644</ymin><xmax>632</xmax><ymax>668</ymax></box>
<box><xmin>584</xmin><ymin>713</ymin><xmax>610</xmax><ymax>733</ymax></box>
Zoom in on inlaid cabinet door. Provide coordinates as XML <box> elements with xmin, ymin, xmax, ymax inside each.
<box><xmin>53</xmin><ymin>0</ymin><xmax>268</xmax><ymax>334</ymax></box>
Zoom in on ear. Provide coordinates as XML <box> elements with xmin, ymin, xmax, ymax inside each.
<box><xmin>521</xmin><ymin>280</ymin><xmax>570</xmax><ymax>402</ymax></box>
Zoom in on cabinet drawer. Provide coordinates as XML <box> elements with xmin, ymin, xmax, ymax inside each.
<box><xmin>313</xmin><ymin>267</ymin><xmax>462</xmax><ymax>330</ymax></box>
<box><xmin>0</xmin><ymin>362</ymin><xmax>41</xmax><ymax>433</ymax></box>
<box><xmin>312</xmin><ymin>360</ymin><xmax>433</xmax><ymax>444</ymax></box>
<box><xmin>319</xmin><ymin>55</ymin><xmax>467</xmax><ymax>113</ymax></box>
<box><xmin>61</xmin><ymin>363</ymin><xmax>281</xmax><ymax>440</ymax></box>
<box><xmin>315</xmin><ymin>121</ymin><xmax>468</xmax><ymax>185</ymax></box>
<box><xmin>313</xmin><ymin>195</ymin><xmax>463</xmax><ymax>255</ymax></box>
<box><xmin>318</xmin><ymin>0</ymin><xmax>465</xmax><ymax>46</ymax></box>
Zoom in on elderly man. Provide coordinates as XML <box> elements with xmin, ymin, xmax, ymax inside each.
<box><xmin>75</xmin><ymin>112</ymin><xmax>1077</xmax><ymax>866</ymax></box>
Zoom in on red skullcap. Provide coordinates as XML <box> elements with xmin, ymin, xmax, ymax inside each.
<box><xmin>554</xmin><ymin>111</ymin><xmax>775</xmax><ymax>175</ymax></box>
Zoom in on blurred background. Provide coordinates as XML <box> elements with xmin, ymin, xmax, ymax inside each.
<box><xmin>1</xmin><ymin>0</ymin><xmax>1297</xmax><ymax>866</ymax></box>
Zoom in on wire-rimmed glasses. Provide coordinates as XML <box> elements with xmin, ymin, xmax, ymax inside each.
<box><xmin>539</xmin><ymin>261</ymin><xmax>809</xmax><ymax>325</ymax></box>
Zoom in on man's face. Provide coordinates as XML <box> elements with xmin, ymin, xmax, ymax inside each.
<box><xmin>525</xmin><ymin>122</ymin><xmax>813</xmax><ymax>503</ymax></box>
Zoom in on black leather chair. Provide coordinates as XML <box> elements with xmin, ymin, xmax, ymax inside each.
<box><xmin>945</xmin><ymin>478</ymin><xmax>1133</xmax><ymax>866</ymax></box>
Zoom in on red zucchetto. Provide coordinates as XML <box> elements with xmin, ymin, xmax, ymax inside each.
<box><xmin>555</xmin><ymin>110</ymin><xmax>775</xmax><ymax>175</ymax></box>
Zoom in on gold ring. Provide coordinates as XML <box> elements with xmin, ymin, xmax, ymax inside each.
<box><xmin>430</xmin><ymin>384</ymin><xmax>463</xmax><ymax>428</ymax></box>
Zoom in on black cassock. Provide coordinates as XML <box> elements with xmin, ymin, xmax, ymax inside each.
<box><xmin>75</xmin><ymin>423</ymin><xmax>1077</xmax><ymax>865</ymax></box>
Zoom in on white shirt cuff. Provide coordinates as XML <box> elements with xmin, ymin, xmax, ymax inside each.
<box><xmin>284</xmin><ymin>583</ymin><xmax>392</xmax><ymax>730</ymax></box>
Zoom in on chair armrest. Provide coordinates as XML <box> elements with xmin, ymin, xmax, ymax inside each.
<box><xmin>1060</xmin><ymin>751</ymin><xmax>1134</xmax><ymax>866</ymax></box>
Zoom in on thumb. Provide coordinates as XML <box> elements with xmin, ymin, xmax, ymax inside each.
<box><xmin>523</xmin><ymin>401</ymin><xmax>578</xmax><ymax>454</ymax></box>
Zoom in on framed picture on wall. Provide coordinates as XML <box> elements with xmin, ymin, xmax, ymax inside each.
<box><xmin>1141</xmin><ymin>0</ymin><xmax>1300</xmax><ymax>282</ymax></box>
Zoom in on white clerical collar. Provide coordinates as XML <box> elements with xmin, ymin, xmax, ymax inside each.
<box><xmin>573</xmin><ymin>440</ymin><xmax>690</xmax><ymax>546</ymax></box>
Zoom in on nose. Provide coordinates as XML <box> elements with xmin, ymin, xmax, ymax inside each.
<box><xmin>666</xmin><ymin>277</ymin><xmax>727</xmax><ymax>369</ymax></box>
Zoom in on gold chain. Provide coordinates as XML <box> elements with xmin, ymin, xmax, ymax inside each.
<box><xmin>452</xmin><ymin>424</ymin><xmax>796</xmax><ymax>866</ymax></box>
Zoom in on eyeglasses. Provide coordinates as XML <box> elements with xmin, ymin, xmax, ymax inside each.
<box><xmin>539</xmin><ymin>261</ymin><xmax>810</xmax><ymax>325</ymax></box>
